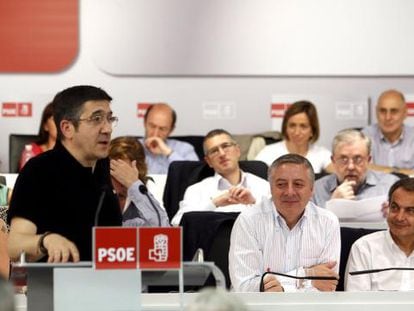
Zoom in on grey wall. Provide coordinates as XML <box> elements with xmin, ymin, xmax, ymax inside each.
<box><xmin>1</xmin><ymin>0</ymin><xmax>414</xmax><ymax>172</ymax></box>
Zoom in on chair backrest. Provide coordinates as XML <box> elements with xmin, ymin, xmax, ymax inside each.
<box><xmin>162</xmin><ymin>160</ymin><xmax>268</xmax><ymax>221</ymax></box>
<box><xmin>170</xmin><ymin>135</ymin><xmax>205</xmax><ymax>160</ymax></box>
<box><xmin>9</xmin><ymin>134</ymin><xmax>38</xmax><ymax>173</ymax></box>
<box><xmin>337</xmin><ymin>226</ymin><xmax>382</xmax><ymax>291</ymax></box>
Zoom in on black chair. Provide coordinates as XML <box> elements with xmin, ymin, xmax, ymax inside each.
<box><xmin>337</xmin><ymin>226</ymin><xmax>382</xmax><ymax>291</ymax></box>
<box><xmin>9</xmin><ymin>134</ymin><xmax>39</xmax><ymax>173</ymax></box>
<box><xmin>162</xmin><ymin>160</ymin><xmax>268</xmax><ymax>221</ymax></box>
<box><xmin>180</xmin><ymin>211</ymin><xmax>239</xmax><ymax>289</ymax></box>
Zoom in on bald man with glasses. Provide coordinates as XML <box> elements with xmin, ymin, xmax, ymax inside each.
<box><xmin>312</xmin><ymin>129</ymin><xmax>399</xmax><ymax>209</ymax></box>
<box><xmin>171</xmin><ymin>129</ymin><xmax>269</xmax><ymax>226</ymax></box>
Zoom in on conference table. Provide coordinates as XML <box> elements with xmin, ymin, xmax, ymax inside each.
<box><xmin>15</xmin><ymin>291</ymin><xmax>414</xmax><ymax>311</ymax></box>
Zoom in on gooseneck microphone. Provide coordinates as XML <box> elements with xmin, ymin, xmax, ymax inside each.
<box><xmin>259</xmin><ymin>271</ymin><xmax>338</xmax><ymax>292</ymax></box>
<box><xmin>349</xmin><ymin>267</ymin><xmax>414</xmax><ymax>276</ymax></box>
<box><xmin>94</xmin><ymin>186</ymin><xmax>108</xmax><ymax>227</ymax></box>
<box><xmin>139</xmin><ymin>184</ymin><xmax>161</xmax><ymax>227</ymax></box>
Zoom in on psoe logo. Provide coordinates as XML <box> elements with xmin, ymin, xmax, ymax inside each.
<box><xmin>1</xmin><ymin>102</ymin><xmax>32</xmax><ymax>117</ymax></box>
<box><xmin>148</xmin><ymin>234</ymin><xmax>168</xmax><ymax>262</ymax></box>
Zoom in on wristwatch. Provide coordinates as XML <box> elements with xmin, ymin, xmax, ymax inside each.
<box><xmin>38</xmin><ymin>231</ymin><xmax>52</xmax><ymax>254</ymax></box>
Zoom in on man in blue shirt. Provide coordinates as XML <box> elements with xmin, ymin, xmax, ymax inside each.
<box><xmin>141</xmin><ymin>103</ymin><xmax>198</xmax><ymax>174</ymax></box>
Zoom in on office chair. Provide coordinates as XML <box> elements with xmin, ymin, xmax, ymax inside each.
<box><xmin>337</xmin><ymin>227</ymin><xmax>382</xmax><ymax>291</ymax></box>
<box><xmin>9</xmin><ymin>134</ymin><xmax>39</xmax><ymax>173</ymax></box>
<box><xmin>162</xmin><ymin>160</ymin><xmax>268</xmax><ymax>221</ymax></box>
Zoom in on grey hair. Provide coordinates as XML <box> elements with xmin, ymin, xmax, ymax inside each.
<box><xmin>268</xmin><ymin>154</ymin><xmax>315</xmax><ymax>186</ymax></box>
<box><xmin>332</xmin><ymin>129</ymin><xmax>371</xmax><ymax>155</ymax></box>
<box><xmin>185</xmin><ymin>288</ymin><xmax>248</xmax><ymax>311</ymax></box>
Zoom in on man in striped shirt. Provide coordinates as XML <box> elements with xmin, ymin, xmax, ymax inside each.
<box><xmin>229</xmin><ymin>154</ymin><xmax>340</xmax><ymax>292</ymax></box>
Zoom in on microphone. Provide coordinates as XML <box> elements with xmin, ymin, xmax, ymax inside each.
<box><xmin>94</xmin><ymin>186</ymin><xmax>108</xmax><ymax>227</ymax></box>
<box><xmin>349</xmin><ymin>267</ymin><xmax>414</xmax><ymax>276</ymax></box>
<box><xmin>259</xmin><ymin>271</ymin><xmax>338</xmax><ymax>292</ymax></box>
<box><xmin>139</xmin><ymin>184</ymin><xmax>161</xmax><ymax>226</ymax></box>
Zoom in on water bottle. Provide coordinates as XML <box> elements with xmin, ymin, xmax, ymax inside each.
<box><xmin>21</xmin><ymin>144</ymin><xmax>35</xmax><ymax>167</ymax></box>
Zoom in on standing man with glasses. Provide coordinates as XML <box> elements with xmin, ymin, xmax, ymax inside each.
<box><xmin>7</xmin><ymin>85</ymin><xmax>122</xmax><ymax>262</ymax></box>
<box><xmin>141</xmin><ymin>103</ymin><xmax>198</xmax><ymax>174</ymax></box>
<box><xmin>312</xmin><ymin>129</ymin><xmax>399</xmax><ymax>208</ymax></box>
<box><xmin>171</xmin><ymin>129</ymin><xmax>269</xmax><ymax>226</ymax></box>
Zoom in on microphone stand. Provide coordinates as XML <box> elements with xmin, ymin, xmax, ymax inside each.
<box><xmin>139</xmin><ymin>184</ymin><xmax>161</xmax><ymax>226</ymax></box>
<box><xmin>94</xmin><ymin>187</ymin><xmax>107</xmax><ymax>227</ymax></box>
<box><xmin>349</xmin><ymin>267</ymin><xmax>414</xmax><ymax>276</ymax></box>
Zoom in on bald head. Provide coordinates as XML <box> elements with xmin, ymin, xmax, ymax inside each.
<box><xmin>144</xmin><ymin>103</ymin><xmax>177</xmax><ymax>140</ymax></box>
<box><xmin>376</xmin><ymin>89</ymin><xmax>407</xmax><ymax>142</ymax></box>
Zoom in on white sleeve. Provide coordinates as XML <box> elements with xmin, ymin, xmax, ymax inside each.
<box><xmin>345</xmin><ymin>241</ymin><xmax>372</xmax><ymax>291</ymax></box>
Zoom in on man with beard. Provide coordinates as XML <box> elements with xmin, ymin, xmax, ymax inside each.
<box><xmin>312</xmin><ymin>129</ymin><xmax>399</xmax><ymax>208</ymax></box>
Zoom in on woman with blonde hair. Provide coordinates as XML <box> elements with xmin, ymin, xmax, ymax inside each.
<box><xmin>109</xmin><ymin>137</ymin><xmax>169</xmax><ymax>227</ymax></box>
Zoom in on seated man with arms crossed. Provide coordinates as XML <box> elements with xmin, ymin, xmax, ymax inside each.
<box><xmin>141</xmin><ymin>103</ymin><xmax>198</xmax><ymax>174</ymax></box>
<box><xmin>346</xmin><ymin>177</ymin><xmax>414</xmax><ymax>291</ymax></box>
<box><xmin>312</xmin><ymin>129</ymin><xmax>399</xmax><ymax>209</ymax></box>
<box><xmin>7</xmin><ymin>85</ymin><xmax>122</xmax><ymax>262</ymax></box>
<box><xmin>171</xmin><ymin>129</ymin><xmax>269</xmax><ymax>226</ymax></box>
<box><xmin>229</xmin><ymin>154</ymin><xmax>340</xmax><ymax>292</ymax></box>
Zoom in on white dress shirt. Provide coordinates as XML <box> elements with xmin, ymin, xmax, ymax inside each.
<box><xmin>345</xmin><ymin>230</ymin><xmax>414</xmax><ymax>291</ymax></box>
<box><xmin>171</xmin><ymin>171</ymin><xmax>270</xmax><ymax>226</ymax></box>
<box><xmin>229</xmin><ymin>198</ymin><xmax>340</xmax><ymax>292</ymax></box>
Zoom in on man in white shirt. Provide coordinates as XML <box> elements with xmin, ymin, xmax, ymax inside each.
<box><xmin>345</xmin><ymin>177</ymin><xmax>414</xmax><ymax>291</ymax></box>
<box><xmin>229</xmin><ymin>154</ymin><xmax>340</xmax><ymax>292</ymax></box>
<box><xmin>171</xmin><ymin>129</ymin><xmax>269</xmax><ymax>226</ymax></box>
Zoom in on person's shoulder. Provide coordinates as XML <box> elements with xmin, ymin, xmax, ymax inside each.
<box><xmin>238</xmin><ymin>197</ymin><xmax>273</xmax><ymax>220</ymax></box>
<box><xmin>353</xmin><ymin>230</ymin><xmax>386</xmax><ymax>247</ymax></box>
<box><xmin>314</xmin><ymin>173</ymin><xmax>335</xmax><ymax>186</ymax></box>
<box><xmin>369</xmin><ymin>170</ymin><xmax>399</xmax><ymax>182</ymax></box>
<box><xmin>168</xmin><ymin>138</ymin><xmax>194</xmax><ymax>148</ymax></box>
<box><xmin>244</xmin><ymin>171</ymin><xmax>268</xmax><ymax>183</ymax></box>
<box><xmin>307</xmin><ymin>201</ymin><xmax>339</xmax><ymax>222</ymax></box>
<box><xmin>361</xmin><ymin>124</ymin><xmax>378</xmax><ymax>136</ymax></box>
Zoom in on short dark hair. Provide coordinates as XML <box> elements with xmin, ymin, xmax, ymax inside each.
<box><xmin>144</xmin><ymin>103</ymin><xmax>177</xmax><ymax>128</ymax></box>
<box><xmin>388</xmin><ymin>177</ymin><xmax>414</xmax><ymax>203</ymax></box>
<box><xmin>268</xmin><ymin>154</ymin><xmax>315</xmax><ymax>185</ymax></box>
<box><xmin>35</xmin><ymin>102</ymin><xmax>54</xmax><ymax>145</ymax></box>
<box><xmin>203</xmin><ymin>129</ymin><xmax>236</xmax><ymax>155</ymax></box>
<box><xmin>52</xmin><ymin>85</ymin><xmax>112</xmax><ymax>140</ymax></box>
<box><xmin>281</xmin><ymin>101</ymin><xmax>320</xmax><ymax>144</ymax></box>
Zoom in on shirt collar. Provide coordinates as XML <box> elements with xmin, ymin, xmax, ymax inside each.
<box><xmin>214</xmin><ymin>170</ymin><xmax>247</xmax><ymax>190</ymax></box>
<box><xmin>272</xmin><ymin>200</ymin><xmax>309</xmax><ymax>230</ymax></box>
<box><xmin>379</xmin><ymin>124</ymin><xmax>405</xmax><ymax>144</ymax></box>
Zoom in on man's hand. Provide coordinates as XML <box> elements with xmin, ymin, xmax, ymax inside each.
<box><xmin>144</xmin><ymin>137</ymin><xmax>172</xmax><ymax>156</ymax></box>
<box><xmin>212</xmin><ymin>187</ymin><xmax>255</xmax><ymax>207</ymax></box>
<box><xmin>110</xmin><ymin>159</ymin><xmax>139</xmax><ymax>189</ymax></box>
<box><xmin>310</xmin><ymin>261</ymin><xmax>339</xmax><ymax>292</ymax></box>
<box><xmin>263</xmin><ymin>274</ymin><xmax>284</xmax><ymax>292</ymax></box>
<box><xmin>331</xmin><ymin>180</ymin><xmax>356</xmax><ymax>200</ymax></box>
<box><xmin>42</xmin><ymin>233</ymin><xmax>80</xmax><ymax>263</ymax></box>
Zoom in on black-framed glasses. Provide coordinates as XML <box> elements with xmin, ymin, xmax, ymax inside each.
<box><xmin>334</xmin><ymin>156</ymin><xmax>367</xmax><ymax>166</ymax></box>
<box><xmin>77</xmin><ymin>114</ymin><xmax>119</xmax><ymax>127</ymax></box>
<box><xmin>206</xmin><ymin>142</ymin><xmax>236</xmax><ymax>157</ymax></box>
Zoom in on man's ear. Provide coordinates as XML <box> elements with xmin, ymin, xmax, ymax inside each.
<box><xmin>204</xmin><ymin>155</ymin><xmax>213</xmax><ymax>168</ymax></box>
<box><xmin>60</xmin><ymin>120</ymin><xmax>74</xmax><ymax>140</ymax></box>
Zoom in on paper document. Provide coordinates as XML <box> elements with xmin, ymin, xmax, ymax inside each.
<box><xmin>326</xmin><ymin>195</ymin><xmax>386</xmax><ymax>222</ymax></box>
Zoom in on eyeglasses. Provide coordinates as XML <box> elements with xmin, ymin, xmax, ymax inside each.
<box><xmin>77</xmin><ymin>114</ymin><xmax>119</xmax><ymax>127</ymax></box>
<box><xmin>334</xmin><ymin>156</ymin><xmax>367</xmax><ymax>166</ymax></box>
<box><xmin>206</xmin><ymin>142</ymin><xmax>236</xmax><ymax>157</ymax></box>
